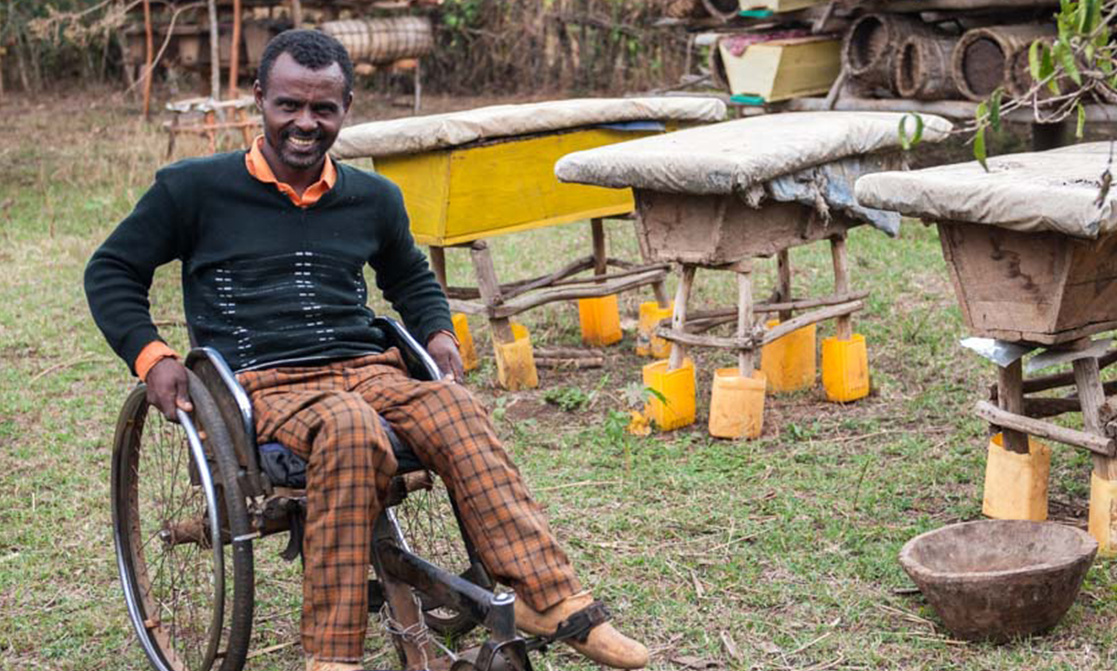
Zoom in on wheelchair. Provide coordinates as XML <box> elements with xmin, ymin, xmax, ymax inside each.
<box><xmin>110</xmin><ymin>316</ymin><xmax>537</xmax><ymax>671</ymax></box>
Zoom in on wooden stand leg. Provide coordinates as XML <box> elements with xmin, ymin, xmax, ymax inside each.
<box><xmin>830</xmin><ymin>236</ymin><xmax>853</xmax><ymax>341</ymax></box>
<box><xmin>668</xmin><ymin>265</ymin><xmax>696</xmax><ymax>371</ymax></box>
<box><xmin>737</xmin><ymin>265</ymin><xmax>754</xmax><ymax>375</ymax></box>
<box><xmin>429</xmin><ymin>245</ymin><xmax>448</xmax><ymax>291</ymax></box>
<box><xmin>1075</xmin><ymin>357</ymin><xmax>1117</xmax><ymax>553</ymax></box>
<box><xmin>777</xmin><ymin>249</ymin><xmax>792</xmax><ymax>323</ymax></box>
<box><xmin>998</xmin><ymin>360</ymin><xmax>1030</xmax><ymax>454</ymax></box>
<box><xmin>469</xmin><ymin>241</ymin><xmax>514</xmax><ymax>344</ymax></box>
<box><xmin>591</xmin><ymin>218</ymin><xmax>607</xmax><ymax>280</ymax></box>
<box><xmin>1075</xmin><ymin>358</ymin><xmax>1117</xmax><ymax>479</ymax></box>
<box><xmin>633</xmin><ymin>219</ymin><xmax>670</xmax><ymax>308</ymax></box>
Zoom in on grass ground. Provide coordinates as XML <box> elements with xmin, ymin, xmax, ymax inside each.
<box><xmin>1</xmin><ymin>88</ymin><xmax>1114</xmax><ymax>671</ymax></box>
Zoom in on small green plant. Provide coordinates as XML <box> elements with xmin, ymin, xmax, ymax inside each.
<box><xmin>543</xmin><ymin>385</ymin><xmax>592</xmax><ymax>412</ymax></box>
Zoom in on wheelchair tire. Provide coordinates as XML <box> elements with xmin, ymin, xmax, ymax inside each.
<box><xmin>112</xmin><ymin>380</ymin><xmax>255</xmax><ymax>671</ymax></box>
<box><xmin>391</xmin><ymin>477</ymin><xmax>490</xmax><ymax>637</ymax></box>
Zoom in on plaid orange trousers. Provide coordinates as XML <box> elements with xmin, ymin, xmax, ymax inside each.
<box><xmin>237</xmin><ymin>350</ymin><xmax>581</xmax><ymax>662</ymax></box>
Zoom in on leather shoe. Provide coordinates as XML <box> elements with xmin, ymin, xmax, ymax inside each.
<box><xmin>513</xmin><ymin>591</ymin><xmax>649</xmax><ymax>669</ymax></box>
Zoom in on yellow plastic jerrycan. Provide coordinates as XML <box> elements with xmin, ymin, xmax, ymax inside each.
<box><xmin>982</xmin><ymin>432</ymin><xmax>1051</xmax><ymax>522</ymax></box>
<box><xmin>708</xmin><ymin>368</ymin><xmax>766</xmax><ymax>439</ymax></box>
<box><xmin>493</xmin><ymin>323</ymin><xmax>538</xmax><ymax>390</ymax></box>
<box><xmin>578</xmin><ymin>294</ymin><xmax>622</xmax><ymax>347</ymax></box>
<box><xmin>642</xmin><ymin>358</ymin><xmax>696</xmax><ymax>431</ymax></box>
<box><xmin>760</xmin><ymin>319</ymin><xmax>816</xmax><ymax>393</ymax></box>
<box><xmin>1089</xmin><ymin>472</ymin><xmax>1117</xmax><ymax>557</ymax></box>
<box><xmin>821</xmin><ymin>333</ymin><xmax>869</xmax><ymax>403</ymax></box>
<box><xmin>636</xmin><ymin>300</ymin><xmax>673</xmax><ymax>358</ymax></box>
<box><xmin>452</xmin><ymin>313</ymin><xmax>478</xmax><ymax>372</ymax></box>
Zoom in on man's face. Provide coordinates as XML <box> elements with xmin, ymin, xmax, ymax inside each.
<box><xmin>254</xmin><ymin>52</ymin><xmax>352</xmax><ymax>172</ymax></box>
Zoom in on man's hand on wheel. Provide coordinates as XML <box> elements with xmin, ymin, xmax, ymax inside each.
<box><xmin>146</xmin><ymin>357</ymin><xmax>193</xmax><ymax>421</ymax></box>
<box><xmin>427</xmin><ymin>332</ymin><xmax>465</xmax><ymax>383</ymax></box>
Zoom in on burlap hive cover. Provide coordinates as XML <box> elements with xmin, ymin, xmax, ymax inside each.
<box><xmin>855</xmin><ymin>142</ymin><xmax>1117</xmax><ymax>239</ymax></box>
<box><xmin>332</xmin><ymin>97</ymin><xmax>727</xmax><ymax>159</ymax></box>
<box><xmin>553</xmin><ymin>111</ymin><xmax>952</xmax><ymax>194</ymax></box>
<box><xmin>554</xmin><ymin>111</ymin><xmax>952</xmax><ymax>235</ymax></box>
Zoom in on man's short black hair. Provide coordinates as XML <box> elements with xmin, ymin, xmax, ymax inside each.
<box><xmin>257</xmin><ymin>29</ymin><xmax>354</xmax><ymax>100</ymax></box>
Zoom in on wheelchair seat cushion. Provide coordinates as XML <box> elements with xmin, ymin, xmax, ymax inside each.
<box><xmin>258</xmin><ymin>415</ymin><xmax>425</xmax><ymax>488</ymax></box>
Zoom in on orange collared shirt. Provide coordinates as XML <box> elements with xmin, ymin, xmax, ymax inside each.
<box><xmin>244</xmin><ymin>135</ymin><xmax>337</xmax><ymax>207</ymax></box>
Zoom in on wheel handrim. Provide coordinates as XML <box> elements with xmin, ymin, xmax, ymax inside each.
<box><xmin>113</xmin><ymin>393</ymin><xmax>227</xmax><ymax>671</ymax></box>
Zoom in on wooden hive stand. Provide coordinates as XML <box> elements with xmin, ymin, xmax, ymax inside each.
<box><xmin>163</xmin><ymin>96</ymin><xmax>260</xmax><ymax>158</ymax></box>
<box><xmin>637</xmin><ymin>191</ymin><xmax>872</xmax><ymax>437</ymax></box>
<box><xmin>938</xmin><ymin>222</ymin><xmax>1117</xmax><ymax>554</ymax></box>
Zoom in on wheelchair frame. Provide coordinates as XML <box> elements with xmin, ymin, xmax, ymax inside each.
<box><xmin>111</xmin><ymin>316</ymin><xmax>535</xmax><ymax>671</ymax></box>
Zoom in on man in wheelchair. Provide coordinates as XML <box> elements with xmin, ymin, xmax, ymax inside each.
<box><xmin>85</xmin><ymin>29</ymin><xmax>647</xmax><ymax>671</ymax></box>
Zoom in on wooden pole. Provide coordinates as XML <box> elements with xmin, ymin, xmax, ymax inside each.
<box><xmin>207</xmin><ymin>0</ymin><xmax>221</xmax><ymax>99</ymax></box>
<box><xmin>290</xmin><ymin>0</ymin><xmax>304</xmax><ymax>28</ymax></box>
<box><xmin>1074</xmin><ymin>358</ymin><xmax>1117</xmax><ymax>479</ymax></box>
<box><xmin>997</xmin><ymin>360</ymin><xmax>1030</xmax><ymax>453</ymax></box>
<box><xmin>975</xmin><ymin>401</ymin><xmax>1115</xmax><ymax>456</ymax></box>
<box><xmin>429</xmin><ymin>246</ymin><xmax>448</xmax><ymax>290</ymax></box>
<box><xmin>142</xmin><ymin>0</ymin><xmax>154</xmax><ymax>120</ymax></box>
<box><xmin>667</xmin><ymin>265</ymin><xmax>696</xmax><ymax>371</ymax></box>
<box><xmin>228</xmin><ymin>0</ymin><xmax>243</xmax><ymax>99</ymax></box>
<box><xmin>470</xmin><ymin>241</ymin><xmax>515</xmax><ymax>343</ymax></box>
<box><xmin>830</xmin><ymin>235</ymin><xmax>852</xmax><ymax>340</ymax></box>
<box><xmin>591</xmin><ymin>218</ymin><xmax>607</xmax><ymax>280</ymax></box>
<box><xmin>737</xmin><ymin>265</ymin><xmax>754</xmax><ymax>375</ymax></box>
<box><xmin>777</xmin><ymin>250</ymin><xmax>792</xmax><ymax>323</ymax></box>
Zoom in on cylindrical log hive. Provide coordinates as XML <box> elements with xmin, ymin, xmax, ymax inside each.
<box><xmin>320</xmin><ymin>16</ymin><xmax>434</xmax><ymax>65</ymax></box>
<box><xmin>895</xmin><ymin>34</ymin><xmax>961</xmax><ymax>100</ymax></box>
<box><xmin>1005</xmin><ymin>37</ymin><xmax>1067</xmax><ymax>101</ymax></box>
<box><xmin>842</xmin><ymin>13</ymin><xmax>936</xmax><ymax>95</ymax></box>
<box><xmin>951</xmin><ymin>24</ymin><xmax>1057</xmax><ymax>101</ymax></box>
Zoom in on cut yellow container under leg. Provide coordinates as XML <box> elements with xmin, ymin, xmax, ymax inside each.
<box><xmin>452</xmin><ymin>313</ymin><xmax>478</xmax><ymax>372</ymax></box>
<box><xmin>982</xmin><ymin>433</ymin><xmax>1051</xmax><ymax>522</ymax></box>
<box><xmin>642</xmin><ymin>358</ymin><xmax>696</xmax><ymax>431</ymax></box>
<box><xmin>1089</xmin><ymin>472</ymin><xmax>1117</xmax><ymax>557</ymax></box>
<box><xmin>761</xmin><ymin>319</ymin><xmax>816</xmax><ymax>393</ymax></box>
<box><xmin>636</xmin><ymin>300</ymin><xmax>673</xmax><ymax>359</ymax></box>
<box><xmin>821</xmin><ymin>333</ymin><xmax>869</xmax><ymax>403</ymax></box>
<box><xmin>578</xmin><ymin>294</ymin><xmax>622</xmax><ymax>347</ymax></box>
<box><xmin>493</xmin><ymin>323</ymin><xmax>538</xmax><ymax>391</ymax></box>
<box><xmin>708</xmin><ymin>369</ymin><xmax>766</xmax><ymax>439</ymax></box>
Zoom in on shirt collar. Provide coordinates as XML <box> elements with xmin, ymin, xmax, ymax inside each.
<box><xmin>245</xmin><ymin>135</ymin><xmax>337</xmax><ymax>208</ymax></box>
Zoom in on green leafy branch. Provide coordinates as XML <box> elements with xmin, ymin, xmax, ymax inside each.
<box><xmin>968</xmin><ymin>0</ymin><xmax>1117</xmax><ymax>169</ymax></box>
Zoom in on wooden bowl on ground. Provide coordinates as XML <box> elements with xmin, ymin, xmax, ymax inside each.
<box><xmin>899</xmin><ymin>520</ymin><xmax>1097</xmax><ymax>642</ymax></box>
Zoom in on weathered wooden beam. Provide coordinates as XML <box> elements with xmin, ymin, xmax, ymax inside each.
<box><xmin>686</xmin><ymin>290</ymin><xmax>870</xmax><ymax>324</ymax></box>
<box><xmin>668</xmin><ymin>265</ymin><xmax>697</xmax><ymax>371</ymax></box>
<box><xmin>998</xmin><ymin>359</ymin><xmax>1030</xmax><ymax>453</ymax></box>
<box><xmin>660</xmin><ymin>300</ymin><xmax>865</xmax><ymax>350</ymax></box>
<box><xmin>975</xmin><ymin>400</ymin><xmax>1116</xmax><ymax>457</ymax></box>
<box><xmin>490</xmin><ymin>269</ymin><xmax>666</xmax><ymax>319</ymax></box>
<box><xmin>1021</xmin><ymin>349</ymin><xmax>1117</xmax><ymax>393</ymax></box>
<box><xmin>1074</xmin><ymin>358</ymin><xmax>1117</xmax><ymax>478</ymax></box>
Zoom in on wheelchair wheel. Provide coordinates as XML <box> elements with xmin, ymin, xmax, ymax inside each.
<box><xmin>112</xmin><ymin>381</ymin><xmax>255</xmax><ymax>671</ymax></box>
<box><xmin>391</xmin><ymin>475</ymin><xmax>490</xmax><ymax>637</ymax></box>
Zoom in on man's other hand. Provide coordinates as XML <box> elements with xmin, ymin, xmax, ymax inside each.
<box><xmin>146</xmin><ymin>358</ymin><xmax>194</xmax><ymax>421</ymax></box>
<box><xmin>427</xmin><ymin>332</ymin><xmax>465</xmax><ymax>383</ymax></box>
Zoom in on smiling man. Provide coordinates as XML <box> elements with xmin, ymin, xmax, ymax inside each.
<box><xmin>85</xmin><ymin>30</ymin><xmax>647</xmax><ymax>671</ymax></box>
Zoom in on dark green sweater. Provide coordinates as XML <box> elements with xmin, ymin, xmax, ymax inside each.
<box><xmin>85</xmin><ymin>151</ymin><xmax>452</xmax><ymax>373</ymax></box>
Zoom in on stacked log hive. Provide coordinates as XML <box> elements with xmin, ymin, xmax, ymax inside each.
<box><xmin>896</xmin><ymin>34</ymin><xmax>961</xmax><ymax>100</ymax></box>
<box><xmin>842</xmin><ymin>13</ymin><xmax>936</xmax><ymax>96</ymax></box>
<box><xmin>951</xmin><ymin>24</ymin><xmax>1057</xmax><ymax>101</ymax></box>
<box><xmin>320</xmin><ymin>15</ymin><xmax>434</xmax><ymax>65</ymax></box>
<box><xmin>1004</xmin><ymin>36</ymin><xmax>1066</xmax><ymax>102</ymax></box>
